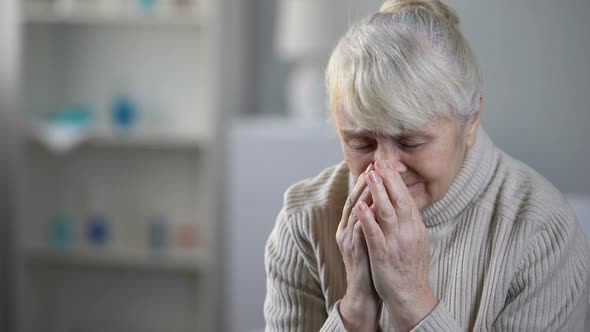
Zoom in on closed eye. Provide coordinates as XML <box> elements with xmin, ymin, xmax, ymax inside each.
<box><xmin>398</xmin><ymin>141</ymin><xmax>424</xmax><ymax>150</ymax></box>
<box><xmin>395</xmin><ymin>134</ymin><xmax>430</xmax><ymax>151</ymax></box>
<box><xmin>346</xmin><ymin>138</ymin><xmax>376</xmax><ymax>151</ymax></box>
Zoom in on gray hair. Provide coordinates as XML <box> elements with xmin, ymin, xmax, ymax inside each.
<box><xmin>326</xmin><ymin>0</ymin><xmax>482</xmax><ymax>134</ymax></box>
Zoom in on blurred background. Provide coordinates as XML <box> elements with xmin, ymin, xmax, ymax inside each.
<box><xmin>0</xmin><ymin>0</ymin><xmax>589</xmax><ymax>331</ymax></box>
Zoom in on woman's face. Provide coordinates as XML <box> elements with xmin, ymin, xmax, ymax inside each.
<box><xmin>335</xmin><ymin>110</ymin><xmax>480</xmax><ymax>210</ymax></box>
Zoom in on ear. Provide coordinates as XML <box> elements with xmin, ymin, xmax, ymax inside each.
<box><xmin>466</xmin><ymin>111</ymin><xmax>481</xmax><ymax>149</ymax></box>
<box><xmin>477</xmin><ymin>93</ymin><xmax>484</xmax><ymax>112</ymax></box>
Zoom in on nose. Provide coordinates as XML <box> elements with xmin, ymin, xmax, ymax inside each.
<box><xmin>374</xmin><ymin>144</ymin><xmax>408</xmax><ymax>172</ymax></box>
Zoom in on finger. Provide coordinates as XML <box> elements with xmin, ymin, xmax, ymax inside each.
<box><xmin>377</xmin><ymin>161</ymin><xmax>419</xmax><ymax>227</ymax></box>
<box><xmin>356</xmin><ymin>201</ymin><xmax>387</xmax><ymax>260</ymax></box>
<box><xmin>357</xmin><ymin>183</ymin><xmax>374</xmax><ymax>209</ymax></box>
<box><xmin>366</xmin><ymin>170</ymin><xmax>398</xmax><ymax>234</ymax></box>
<box><xmin>349</xmin><ymin>184</ymin><xmax>376</xmax><ymax>245</ymax></box>
<box><xmin>339</xmin><ymin>180</ymin><xmax>367</xmax><ymax>237</ymax></box>
<box><xmin>375</xmin><ymin>159</ymin><xmax>406</xmax><ymax>173</ymax></box>
<box><xmin>352</xmin><ymin>222</ymin><xmax>368</xmax><ymax>257</ymax></box>
<box><xmin>346</xmin><ymin>205</ymin><xmax>358</xmax><ymax>247</ymax></box>
<box><xmin>339</xmin><ymin>163</ymin><xmax>373</xmax><ymax>232</ymax></box>
<box><xmin>349</xmin><ymin>185</ymin><xmax>369</xmax><ymax>220</ymax></box>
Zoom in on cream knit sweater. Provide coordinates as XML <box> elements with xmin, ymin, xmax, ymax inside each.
<box><xmin>264</xmin><ymin>129</ymin><xmax>589</xmax><ymax>331</ymax></box>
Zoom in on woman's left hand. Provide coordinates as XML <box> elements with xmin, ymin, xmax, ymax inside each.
<box><xmin>355</xmin><ymin>160</ymin><xmax>438</xmax><ymax>332</ymax></box>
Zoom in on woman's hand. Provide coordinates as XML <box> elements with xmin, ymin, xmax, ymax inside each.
<box><xmin>357</xmin><ymin>160</ymin><xmax>438</xmax><ymax>332</ymax></box>
<box><xmin>336</xmin><ymin>164</ymin><xmax>381</xmax><ymax>332</ymax></box>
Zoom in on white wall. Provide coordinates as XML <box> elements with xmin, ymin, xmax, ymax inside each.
<box><xmin>446</xmin><ymin>0</ymin><xmax>590</xmax><ymax>194</ymax></box>
<box><xmin>227</xmin><ymin>120</ymin><xmax>342</xmax><ymax>332</ymax></box>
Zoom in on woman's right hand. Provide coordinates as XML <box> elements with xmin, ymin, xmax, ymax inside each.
<box><xmin>336</xmin><ymin>163</ymin><xmax>381</xmax><ymax>331</ymax></box>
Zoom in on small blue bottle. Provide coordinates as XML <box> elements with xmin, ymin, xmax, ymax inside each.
<box><xmin>51</xmin><ymin>213</ymin><xmax>73</xmax><ymax>252</ymax></box>
<box><xmin>87</xmin><ymin>213</ymin><xmax>110</xmax><ymax>247</ymax></box>
<box><xmin>111</xmin><ymin>96</ymin><xmax>137</xmax><ymax>130</ymax></box>
<box><xmin>138</xmin><ymin>0</ymin><xmax>157</xmax><ymax>12</ymax></box>
<box><xmin>149</xmin><ymin>215</ymin><xmax>168</xmax><ymax>253</ymax></box>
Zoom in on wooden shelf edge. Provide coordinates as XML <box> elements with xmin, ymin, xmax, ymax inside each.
<box><xmin>26</xmin><ymin>125</ymin><xmax>210</xmax><ymax>152</ymax></box>
<box><xmin>21</xmin><ymin>246</ymin><xmax>209</xmax><ymax>274</ymax></box>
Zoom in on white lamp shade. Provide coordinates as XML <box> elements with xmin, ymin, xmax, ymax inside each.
<box><xmin>275</xmin><ymin>0</ymin><xmax>347</xmax><ymax>61</ymax></box>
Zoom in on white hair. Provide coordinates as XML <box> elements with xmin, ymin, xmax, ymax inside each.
<box><xmin>326</xmin><ymin>0</ymin><xmax>482</xmax><ymax>134</ymax></box>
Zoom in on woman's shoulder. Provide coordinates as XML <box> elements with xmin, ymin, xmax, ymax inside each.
<box><xmin>474</xmin><ymin>149</ymin><xmax>588</xmax><ymax>283</ymax></box>
<box><xmin>482</xmin><ymin>149</ymin><xmax>579</xmax><ymax>234</ymax></box>
<box><xmin>484</xmin><ymin>151</ymin><xmax>590</xmax><ymax>293</ymax></box>
<box><xmin>271</xmin><ymin>161</ymin><xmax>351</xmax><ymax>265</ymax></box>
<box><xmin>282</xmin><ymin>160</ymin><xmax>351</xmax><ymax>216</ymax></box>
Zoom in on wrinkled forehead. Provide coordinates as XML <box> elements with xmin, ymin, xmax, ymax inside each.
<box><xmin>333</xmin><ymin>104</ymin><xmax>452</xmax><ymax>139</ymax></box>
<box><xmin>333</xmin><ymin>104</ymin><xmax>404</xmax><ymax>137</ymax></box>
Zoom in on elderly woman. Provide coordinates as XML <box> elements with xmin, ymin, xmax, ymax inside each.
<box><xmin>264</xmin><ymin>0</ymin><xmax>589</xmax><ymax>331</ymax></box>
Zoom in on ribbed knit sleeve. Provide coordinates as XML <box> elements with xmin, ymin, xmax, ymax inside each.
<box><xmin>491</xmin><ymin>214</ymin><xmax>590</xmax><ymax>331</ymax></box>
<box><xmin>409</xmin><ymin>301</ymin><xmax>462</xmax><ymax>331</ymax></box>
<box><xmin>264</xmin><ymin>209</ymin><xmax>346</xmax><ymax>332</ymax></box>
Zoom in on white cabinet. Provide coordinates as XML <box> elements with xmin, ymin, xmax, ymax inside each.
<box><xmin>16</xmin><ymin>0</ymin><xmax>220</xmax><ymax>331</ymax></box>
<box><xmin>226</xmin><ymin>118</ymin><xmax>343</xmax><ymax>332</ymax></box>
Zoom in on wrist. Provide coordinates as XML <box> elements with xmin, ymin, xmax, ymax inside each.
<box><xmin>384</xmin><ymin>290</ymin><xmax>438</xmax><ymax>332</ymax></box>
<box><xmin>340</xmin><ymin>293</ymin><xmax>381</xmax><ymax>332</ymax></box>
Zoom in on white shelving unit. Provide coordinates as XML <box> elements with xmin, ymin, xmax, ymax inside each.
<box><xmin>16</xmin><ymin>0</ymin><xmax>220</xmax><ymax>331</ymax></box>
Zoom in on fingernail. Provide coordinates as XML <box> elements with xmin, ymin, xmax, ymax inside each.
<box><xmin>357</xmin><ymin>202</ymin><xmax>367</xmax><ymax>211</ymax></box>
<box><xmin>364</xmin><ymin>163</ymin><xmax>372</xmax><ymax>174</ymax></box>
<box><xmin>375</xmin><ymin>160</ymin><xmax>384</xmax><ymax>169</ymax></box>
<box><xmin>384</xmin><ymin>160</ymin><xmax>393</xmax><ymax>169</ymax></box>
<box><xmin>369</xmin><ymin>171</ymin><xmax>379</xmax><ymax>184</ymax></box>
<box><xmin>351</xmin><ymin>206</ymin><xmax>358</xmax><ymax>218</ymax></box>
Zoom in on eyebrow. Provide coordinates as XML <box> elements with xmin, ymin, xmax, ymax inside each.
<box><xmin>340</xmin><ymin>129</ymin><xmax>374</xmax><ymax>137</ymax></box>
<box><xmin>340</xmin><ymin>128</ymin><xmax>430</xmax><ymax>140</ymax></box>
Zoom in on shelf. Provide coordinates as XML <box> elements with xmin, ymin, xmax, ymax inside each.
<box><xmin>22</xmin><ymin>246</ymin><xmax>208</xmax><ymax>274</ymax></box>
<box><xmin>24</xmin><ymin>4</ymin><xmax>207</xmax><ymax>26</ymax></box>
<box><xmin>27</xmin><ymin>125</ymin><xmax>208</xmax><ymax>153</ymax></box>
<box><xmin>83</xmin><ymin>131</ymin><xmax>208</xmax><ymax>149</ymax></box>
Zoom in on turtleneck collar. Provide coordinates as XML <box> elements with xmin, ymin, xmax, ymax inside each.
<box><xmin>346</xmin><ymin>128</ymin><xmax>498</xmax><ymax>228</ymax></box>
<box><xmin>420</xmin><ymin>128</ymin><xmax>498</xmax><ymax>227</ymax></box>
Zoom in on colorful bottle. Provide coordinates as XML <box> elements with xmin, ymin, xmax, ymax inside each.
<box><xmin>51</xmin><ymin>213</ymin><xmax>73</xmax><ymax>252</ymax></box>
<box><xmin>87</xmin><ymin>213</ymin><xmax>110</xmax><ymax>247</ymax></box>
<box><xmin>138</xmin><ymin>0</ymin><xmax>157</xmax><ymax>12</ymax></box>
<box><xmin>84</xmin><ymin>177</ymin><xmax>111</xmax><ymax>248</ymax></box>
<box><xmin>111</xmin><ymin>95</ymin><xmax>137</xmax><ymax>130</ymax></box>
<box><xmin>149</xmin><ymin>214</ymin><xmax>168</xmax><ymax>253</ymax></box>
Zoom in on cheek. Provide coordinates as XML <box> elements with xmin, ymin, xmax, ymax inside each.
<box><xmin>403</xmin><ymin>154</ymin><xmax>440</xmax><ymax>183</ymax></box>
<box><xmin>404</xmin><ymin>151</ymin><xmax>456</xmax><ymax>203</ymax></box>
<box><xmin>343</xmin><ymin>151</ymin><xmax>373</xmax><ymax>179</ymax></box>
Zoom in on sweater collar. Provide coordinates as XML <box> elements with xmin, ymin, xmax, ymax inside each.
<box><xmin>420</xmin><ymin>128</ymin><xmax>498</xmax><ymax>227</ymax></box>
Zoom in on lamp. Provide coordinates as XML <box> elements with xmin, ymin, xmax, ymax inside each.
<box><xmin>275</xmin><ymin>0</ymin><xmax>346</xmax><ymax>121</ymax></box>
